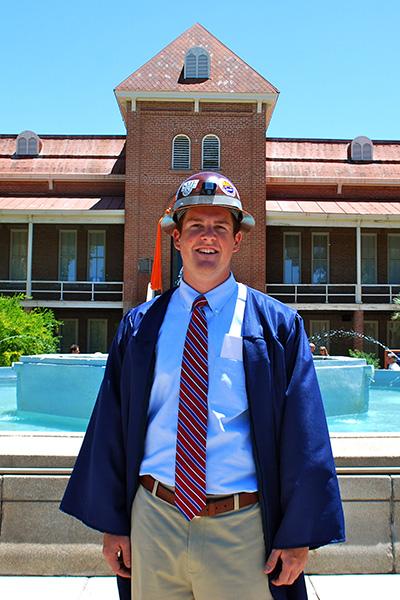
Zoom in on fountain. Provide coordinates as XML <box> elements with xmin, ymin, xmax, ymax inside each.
<box><xmin>13</xmin><ymin>354</ymin><xmax>106</xmax><ymax>420</ymax></box>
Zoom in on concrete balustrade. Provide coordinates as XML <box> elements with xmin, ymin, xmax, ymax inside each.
<box><xmin>0</xmin><ymin>433</ymin><xmax>399</xmax><ymax>576</ymax></box>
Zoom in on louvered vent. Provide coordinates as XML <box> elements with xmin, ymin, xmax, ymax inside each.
<box><xmin>184</xmin><ymin>47</ymin><xmax>210</xmax><ymax>79</ymax></box>
<box><xmin>185</xmin><ymin>52</ymin><xmax>197</xmax><ymax>78</ymax></box>
<box><xmin>197</xmin><ymin>53</ymin><xmax>210</xmax><ymax>78</ymax></box>
<box><xmin>172</xmin><ymin>135</ymin><xmax>190</xmax><ymax>169</ymax></box>
<box><xmin>350</xmin><ymin>136</ymin><xmax>373</xmax><ymax>161</ymax></box>
<box><xmin>202</xmin><ymin>135</ymin><xmax>220</xmax><ymax>169</ymax></box>
<box><xmin>15</xmin><ymin>130</ymin><xmax>41</xmax><ymax>156</ymax></box>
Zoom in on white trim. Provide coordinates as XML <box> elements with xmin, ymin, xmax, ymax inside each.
<box><xmin>0</xmin><ymin>211</ymin><xmax>124</xmax><ymax>224</ymax></box>
<box><xmin>283</xmin><ymin>232</ymin><xmax>301</xmax><ymax>284</ymax></box>
<box><xmin>59</xmin><ymin>229</ymin><xmax>77</xmax><ymax>281</ymax></box>
<box><xmin>311</xmin><ymin>232</ymin><xmax>329</xmax><ymax>284</ymax></box>
<box><xmin>87</xmin><ymin>229</ymin><xmax>106</xmax><ymax>282</ymax></box>
<box><xmin>116</xmin><ymin>90</ymin><xmax>277</xmax><ymax>103</ymax></box>
<box><xmin>171</xmin><ymin>134</ymin><xmax>191</xmax><ymax>169</ymax></box>
<box><xmin>0</xmin><ymin>174</ymin><xmax>125</xmax><ymax>182</ymax></box>
<box><xmin>285</xmin><ymin>303</ymin><xmax>398</xmax><ymax>311</ymax></box>
<box><xmin>26</xmin><ymin>221</ymin><xmax>33</xmax><ymax>297</ymax></box>
<box><xmin>202</xmin><ymin>134</ymin><xmax>220</xmax><ymax>170</ymax></box>
<box><xmin>266</xmin><ymin>176</ymin><xmax>400</xmax><ymax>187</ymax></box>
<box><xmin>356</xmin><ymin>226</ymin><xmax>361</xmax><ymax>303</ymax></box>
<box><xmin>266</xmin><ymin>212</ymin><xmax>400</xmax><ymax>228</ymax></box>
<box><xmin>21</xmin><ymin>300</ymin><xmax>122</xmax><ymax>309</ymax></box>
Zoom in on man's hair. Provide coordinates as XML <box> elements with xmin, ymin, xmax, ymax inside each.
<box><xmin>174</xmin><ymin>209</ymin><xmax>241</xmax><ymax>236</ymax></box>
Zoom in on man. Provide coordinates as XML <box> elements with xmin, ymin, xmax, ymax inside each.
<box><xmin>387</xmin><ymin>352</ymin><xmax>400</xmax><ymax>370</ymax></box>
<box><xmin>61</xmin><ymin>172</ymin><xmax>344</xmax><ymax>600</ymax></box>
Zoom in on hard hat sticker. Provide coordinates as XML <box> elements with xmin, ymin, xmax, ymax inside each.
<box><xmin>180</xmin><ymin>179</ymin><xmax>199</xmax><ymax>197</ymax></box>
<box><xmin>219</xmin><ymin>179</ymin><xmax>237</xmax><ymax>197</ymax></box>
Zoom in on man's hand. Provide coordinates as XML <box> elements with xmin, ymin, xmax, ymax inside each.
<box><xmin>102</xmin><ymin>533</ymin><xmax>131</xmax><ymax>578</ymax></box>
<box><xmin>264</xmin><ymin>546</ymin><xmax>309</xmax><ymax>586</ymax></box>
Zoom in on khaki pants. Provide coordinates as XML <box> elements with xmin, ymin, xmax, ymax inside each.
<box><xmin>131</xmin><ymin>484</ymin><xmax>274</xmax><ymax>600</ymax></box>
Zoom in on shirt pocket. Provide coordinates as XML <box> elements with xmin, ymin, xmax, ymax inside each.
<box><xmin>209</xmin><ymin>355</ymin><xmax>248</xmax><ymax>424</ymax></box>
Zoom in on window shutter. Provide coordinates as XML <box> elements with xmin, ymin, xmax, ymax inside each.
<box><xmin>362</xmin><ymin>142</ymin><xmax>372</xmax><ymax>161</ymax></box>
<box><xmin>185</xmin><ymin>52</ymin><xmax>197</xmax><ymax>78</ymax></box>
<box><xmin>28</xmin><ymin>137</ymin><xmax>38</xmax><ymax>155</ymax></box>
<box><xmin>17</xmin><ymin>137</ymin><xmax>28</xmax><ymax>155</ymax></box>
<box><xmin>197</xmin><ymin>53</ymin><xmax>209</xmax><ymax>78</ymax></box>
<box><xmin>172</xmin><ymin>135</ymin><xmax>190</xmax><ymax>169</ymax></box>
<box><xmin>352</xmin><ymin>142</ymin><xmax>362</xmax><ymax>161</ymax></box>
<box><xmin>202</xmin><ymin>135</ymin><xmax>220</xmax><ymax>169</ymax></box>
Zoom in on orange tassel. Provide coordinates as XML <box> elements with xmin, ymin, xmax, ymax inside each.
<box><xmin>150</xmin><ymin>218</ymin><xmax>163</xmax><ymax>291</ymax></box>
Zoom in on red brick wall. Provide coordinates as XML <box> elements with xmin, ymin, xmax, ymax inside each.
<box><xmin>123</xmin><ymin>101</ymin><xmax>267</xmax><ymax>307</ymax></box>
<box><xmin>265</xmin><ymin>226</ymin><xmax>400</xmax><ymax>285</ymax></box>
<box><xmin>0</xmin><ymin>223</ymin><xmax>123</xmax><ymax>281</ymax></box>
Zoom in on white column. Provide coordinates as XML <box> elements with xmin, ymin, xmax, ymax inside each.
<box><xmin>26</xmin><ymin>220</ymin><xmax>33</xmax><ymax>297</ymax></box>
<box><xmin>356</xmin><ymin>225</ymin><xmax>362</xmax><ymax>303</ymax></box>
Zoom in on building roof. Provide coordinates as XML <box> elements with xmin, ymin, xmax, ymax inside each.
<box><xmin>115</xmin><ymin>23</ymin><xmax>278</xmax><ymax>95</ymax></box>
<box><xmin>266</xmin><ymin>199</ymin><xmax>400</xmax><ymax>215</ymax></box>
<box><xmin>0</xmin><ymin>197</ymin><xmax>124</xmax><ymax>210</ymax></box>
<box><xmin>266</xmin><ymin>138</ymin><xmax>400</xmax><ymax>181</ymax></box>
<box><xmin>0</xmin><ymin>135</ymin><xmax>126</xmax><ymax>176</ymax></box>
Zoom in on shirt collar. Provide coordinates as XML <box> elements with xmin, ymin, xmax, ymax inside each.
<box><xmin>178</xmin><ymin>273</ymin><xmax>237</xmax><ymax>314</ymax></box>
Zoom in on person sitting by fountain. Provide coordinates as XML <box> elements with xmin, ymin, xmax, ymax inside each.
<box><xmin>309</xmin><ymin>342</ymin><xmax>316</xmax><ymax>354</ymax></box>
<box><xmin>387</xmin><ymin>352</ymin><xmax>400</xmax><ymax>371</ymax></box>
<box><xmin>69</xmin><ymin>344</ymin><xmax>80</xmax><ymax>354</ymax></box>
<box><xmin>319</xmin><ymin>346</ymin><xmax>330</xmax><ymax>357</ymax></box>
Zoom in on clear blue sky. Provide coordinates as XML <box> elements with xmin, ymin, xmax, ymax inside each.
<box><xmin>2</xmin><ymin>0</ymin><xmax>399</xmax><ymax>139</ymax></box>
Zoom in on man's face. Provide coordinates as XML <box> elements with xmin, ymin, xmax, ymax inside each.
<box><xmin>172</xmin><ymin>206</ymin><xmax>242</xmax><ymax>292</ymax></box>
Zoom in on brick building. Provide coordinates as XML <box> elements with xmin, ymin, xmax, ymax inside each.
<box><xmin>1</xmin><ymin>23</ymin><xmax>400</xmax><ymax>357</ymax></box>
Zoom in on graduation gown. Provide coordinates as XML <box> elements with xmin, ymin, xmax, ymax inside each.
<box><xmin>60</xmin><ymin>286</ymin><xmax>345</xmax><ymax>600</ymax></box>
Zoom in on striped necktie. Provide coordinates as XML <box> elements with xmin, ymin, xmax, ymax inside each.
<box><xmin>175</xmin><ymin>295</ymin><xmax>208</xmax><ymax>520</ymax></box>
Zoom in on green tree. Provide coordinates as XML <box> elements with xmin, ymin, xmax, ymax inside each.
<box><xmin>0</xmin><ymin>295</ymin><xmax>61</xmax><ymax>366</ymax></box>
<box><xmin>348</xmin><ymin>348</ymin><xmax>380</xmax><ymax>369</ymax></box>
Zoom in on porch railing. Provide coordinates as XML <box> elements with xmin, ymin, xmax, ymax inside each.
<box><xmin>265</xmin><ymin>283</ymin><xmax>400</xmax><ymax>304</ymax></box>
<box><xmin>0</xmin><ymin>280</ymin><xmax>124</xmax><ymax>302</ymax></box>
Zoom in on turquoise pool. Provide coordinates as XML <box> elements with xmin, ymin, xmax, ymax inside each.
<box><xmin>1</xmin><ymin>375</ymin><xmax>400</xmax><ymax>433</ymax></box>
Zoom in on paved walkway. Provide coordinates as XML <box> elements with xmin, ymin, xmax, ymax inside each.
<box><xmin>0</xmin><ymin>575</ymin><xmax>399</xmax><ymax>599</ymax></box>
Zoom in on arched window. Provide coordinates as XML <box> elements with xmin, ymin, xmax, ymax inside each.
<box><xmin>172</xmin><ymin>135</ymin><xmax>191</xmax><ymax>169</ymax></box>
<box><xmin>16</xmin><ymin>130</ymin><xmax>41</xmax><ymax>156</ymax></box>
<box><xmin>202</xmin><ymin>135</ymin><xmax>220</xmax><ymax>169</ymax></box>
<box><xmin>184</xmin><ymin>47</ymin><xmax>210</xmax><ymax>79</ymax></box>
<box><xmin>350</xmin><ymin>136</ymin><xmax>373</xmax><ymax>161</ymax></box>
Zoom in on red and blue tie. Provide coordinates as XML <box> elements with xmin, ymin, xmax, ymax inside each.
<box><xmin>175</xmin><ymin>295</ymin><xmax>208</xmax><ymax>520</ymax></box>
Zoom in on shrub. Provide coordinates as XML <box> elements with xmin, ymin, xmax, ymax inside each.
<box><xmin>348</xmin><ymin>348</ymin><xmax>380</xmax><ymax>369</ymax></box>
<box><xmin>0</xmin><ymin>295</ymin><xmax>61</xmax><ymax>366</ymax></box>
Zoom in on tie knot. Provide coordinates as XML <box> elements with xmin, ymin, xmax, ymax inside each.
<box><xmin>192</xmin><ymin>295</ymin><xmax>208</xmax><ymax>312</ymax></box>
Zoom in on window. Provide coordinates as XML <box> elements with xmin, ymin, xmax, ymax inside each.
<box><xmin>364</xmin><ymin>320</ymin><xmax>379</xmax><ymax>354</ymax></box>
<box><xmin>387</xmin><ymin>321</ymin><xmax>400</xmax><ymax>349</ymax></box>
<box><xmin>309</xmin><ymin>320</ymin><xmax>330</xmax><ymax>349</ymax></box>
<box><xmin>202</xmin><ymin>135</ymin><xmax>220</xmax><ymax>169</ymax></box>
<box><xmin>60</xmin><ymin>319</ymin><xmax>78</xmax><ymax>353</ymax></box>
<box><xmin>59</xmin><ymin>230</ymin><xmax>77</xmax><ymax>281</ymax></box>
<box><xmin>388</xmin><ymin>234</ymin><xmax>400</xmax><ymax>283</ymax></box>
<box><xmin>184</xmin><ymin>47</ymin><xmax>210</xmax><ymax>79</ymax></box>
<box><xmin>312</xmin><ymin>233</ymin><xmax>329</xmax><ymax>284</ymax></box>
<box><xmin>88</xmin><ymin>319</ymin><xmax>108</xmax><ymax>353</ymax></box>
<box><xmin>88</xmin><ymin>231</ymin><xmax>105</xmax><ymax>282</ymax></box>
<box><xmin>350</xmin><ymin>136</ymin><xmax>373</xmax><ymax>161</ymax></box>
<box><xmin>16</xmin><ymin>130</ymin><xmax>41</xmax><ymax>156</ymax></box>
<box><xmin>10</xmin><ymin>229</ymin><xmax>28</xmax><ymax>280</ymax></box>
<box><xmin>361</xmin><ymin>233</ymin><xmax>377</xmax><ymax>284</ymax></box>
<box><xmin>283</xmin><ymin>233</ymin><xmax>301</xmax><ymax>284</ymax></box>
<box><xmin>172</xmin><ymin>135</ymin><xmax>190</xmax><ymax>169</ymax></box>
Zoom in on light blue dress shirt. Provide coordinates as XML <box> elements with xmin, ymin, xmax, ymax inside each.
<box><xmin>139</xmin><ymin>274</ymin><xmax>258</xmax><ymax>494</ymax></box>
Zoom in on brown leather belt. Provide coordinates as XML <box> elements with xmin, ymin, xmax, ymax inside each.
<box><xmin>140</xmin><ymin>475</ymin><xmax>258</xmax><ymax>517</ymax></box>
